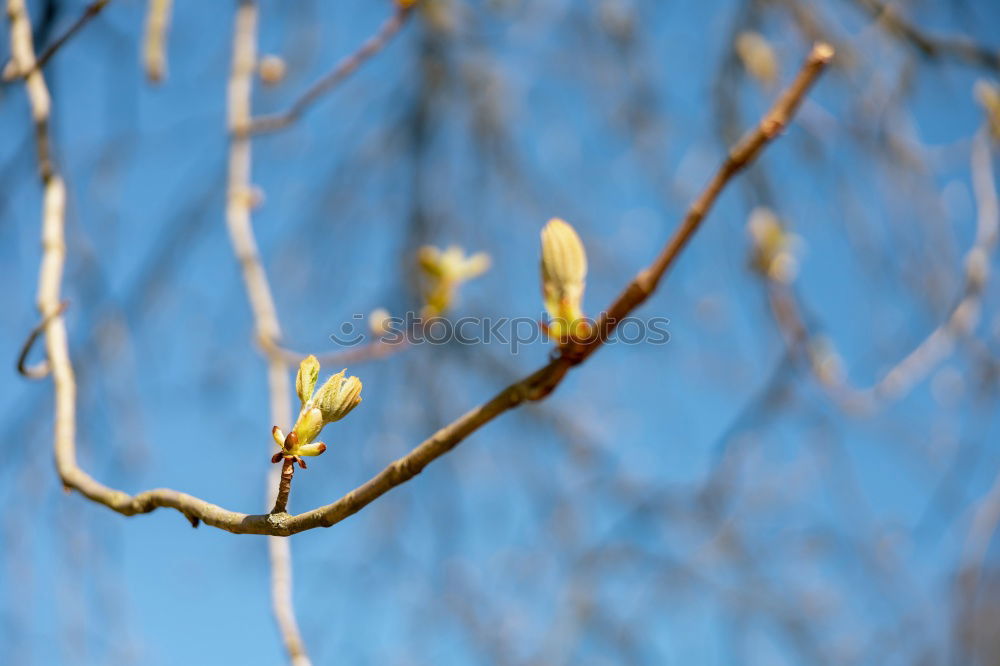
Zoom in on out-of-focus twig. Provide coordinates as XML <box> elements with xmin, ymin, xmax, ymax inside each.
<box><xmin>23</xmin><ymin>36</ymin><xmax>832</xmax><ymax>534</ymax></box>
<box><xmin>143</xmin><ymin>0</ymin><xmax>173</xmax><ymax>83</ymax></box>
<box><xmin>16</xmin><ymin>300</ymin><xmax>68</xmax><ymax>379</ymax></box>
<box><xmin>853</xmin><ymin>0</ymin><xmax>1000</xmax><ymax>71</ymax></box>
<box><xmin>225</xmin><ymin>2</ymin><xmax>311</xmax><ymax>664</ymax></box>
<box><xmin>961</xmin><ymin>464</ymin><xmax>1000</xmax><ymax>601</ymax></box>
<box><xmin>765</xmin><ymin>130</ymin><xmax>998</xmax><ymax>413</ymax></box>
<box><xmin>261</xmin><ymin>335</ymin><xmax>408</xmax><ymax>367</ymax></box>
<box><xmin>2</xmin><ymin>0</ymin><xmax>110</xmax><ymax>81</ymax></box>
<box><xmin>248</xmin><ymin>4</ymin><xmax>415</xmax><ymax>135</ymax></box>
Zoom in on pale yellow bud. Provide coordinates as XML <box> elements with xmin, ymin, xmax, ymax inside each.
<box><xmin>541</xmin><ymin>218</ymin><xmax>588</xmax><ymax>338</ymax></box>
<box><xmin>736</xmin><ymin>32</ymin><xmax>778</xmax><ymax>88</ymax></box>
<box><xmin>975</xmin><ymin>80</ymin><xmax>1000</xmax><ymax>140</ymax></box>
<box><xmin>417</xmin><ymin>245</ymin><xmax>491</xmax><ymax>316</ymax></box>
<box><xmin>748</xmin><ymin>207</ymin><xmax>799</xmax><ymax>283</ymax></box>
<box><xmin>369</xmin><ymin>308</ymin><xmax>392</xmax><ymax>337</ymax></box>
<box><xmin>296</xmin><ymin>354</ymin><xmax>320</xmax><ymax>406</ymax></box>
<box><xmin>259</xmin><ymin>55</ymin><xmax>287</xmax><ymax>86</ymax></box>
<box><xmin>314</xmin><ymin>370</ymin><xmax>363</xmax><ymax>423</ymax></box>
<box><xmin>418</xmin><ymin>246</ymin><xmax>445</xmax><ymax>277</ymax></box>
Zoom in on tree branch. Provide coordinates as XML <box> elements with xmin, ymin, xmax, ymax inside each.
<box><xmin>14</xmin><ymin>0</ymin><xmax>831</xmax><ymax>538</ymax></box>
<box><xmin>225</xmin><ymin>1</ymin><xmax>311</xmax><ymax>663</ymax></box>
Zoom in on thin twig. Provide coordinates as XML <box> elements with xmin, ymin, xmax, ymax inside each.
<box><xmin>24</xmin><ymin>42</ymin><xmax>833</xmax><ymax>536</ymax></box>
<box><xmin>853</xmin><ymin>0</ymin><xmax>1000</xmax><ymax>71</ymax></box>
<box><xmin>248</xmin><ymin>5</ymin><xmax>414</xmax><ymax>135</ymax></box>
<box><xmin>16</xmin><ymin>300</ymin><xmax>68</xmax><ymax>379</ymax></box>
<box><xmin>271</xmin><ymin>459</ymin><xmax>296</xmax><ymax>514</ymax></box>
<box><xmin>2</xmin><ymin>0</ymin><xmax>110</xmax><ymax>81</ymax></box>
<box><xmin>766</xmin><ymin>129</ymin><xmax>998</xmax><ymax>413</ymax></box>
<box><xmin>261</xmin><ymin>335</ymin><xmax>408</xmax><ymax>367</ymax></box>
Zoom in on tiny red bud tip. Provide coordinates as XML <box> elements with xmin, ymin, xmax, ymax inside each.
<box><xmin>284</xmin><ymin>430</ymin><xmax>298</xmax><ymax>452</ymax></box>
<box><xmin>297</xmin><ymin>457</ymin><xmax>307</xmax><ymax>469</ymax></box>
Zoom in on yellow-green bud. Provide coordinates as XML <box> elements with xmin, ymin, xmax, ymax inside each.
<box><xmin>293</xmin><ymin>407</ymin><xmax>324</xmax><ymax>446</ymax></box>
<box><xmin>296</xmin><ymin>442</ymin><xmax>327</xmax><ymax>457</ymax></box>
<box><xmin>735</xmin><ymin>31</ymin><xmax>778</xmax><ymax>88</ymax></box>
<box><xmin>314</xmin><ymin>370</ymin><xmax>363</xmax><ymax>423</ymax></box>
<box><xmin>296</xmin><ymin>354</ymin><xmax>320</xmax><ymax>406</ymax></box>
<box><xmin>417</xmin><ymin>245</ymin><xmax>491</xmax><ymax>316</ymax></box>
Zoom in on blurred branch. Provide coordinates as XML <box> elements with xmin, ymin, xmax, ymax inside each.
<box><xmin>225</xmin><ymin>2</ymin><xmax>311</xmax><ymax>664</ymax></box>
<box><xmin>852</xmin><ymin>0</ymin><xmax>1000</xmax><ymax>71</ymax></box>
<box><xmin>23</xmin><ymin>24</ymin><xmax>831</xmax><ymax>534</ymax></box>
<box><xmin>143</xmin><ymin>0</ymin><xmax>172</xmax><ymax>83</ymax></box>
<box><xmin>765</xmin><ymin>129</ymin><xmax>998</xmax><ymax>413</ymax></box>
<box><xmin>2</xmin><ymin>0</ymin><xmax>110</xmax><ymax>81</ymax></box>
<box><xmin>248</xmin><ymin>3</ymin><xmax>414</xmax><ymax>135</ymax></box>
<box><xmin>261</xmin><ymin>334</ymin><xmax>408</xmax><ymax>367</ymax></box>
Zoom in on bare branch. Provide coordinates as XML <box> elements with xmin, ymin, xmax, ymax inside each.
<box><xmin>21</xmin><ymin>42</ymin><xmax>832</xmax><ymax>536</ymax></box>
<box><xmin>271</xmin><ymin>459</ymin><xmax>296</xmax><ymax>515</ymax></box>
<box><xmin>248</xmin><ymin>5</ymin><xmax>414</xmax><ymax>135</ymax></box>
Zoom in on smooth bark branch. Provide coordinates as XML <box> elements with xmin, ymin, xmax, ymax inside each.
<box><xmin>21</xmin><ymin>34</ymin><xmax>832</xmax><ymax>535</ymax></box>
<box><xmin>225</xmin><ymin>2</ymin><xmax>312</xmax><ymax>663</ymax></box>
<box><xmin>248</xmin><ymin>5</ymin><xmax>413</xmax><ymax>135</ymax></box>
